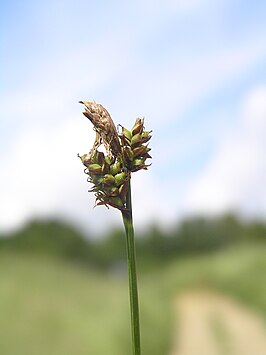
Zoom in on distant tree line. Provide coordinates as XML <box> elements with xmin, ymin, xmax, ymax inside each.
<box><xmin>0</xmin><ymin>214</ymin><xmax>265</xmax><ymax>269</ymax></box>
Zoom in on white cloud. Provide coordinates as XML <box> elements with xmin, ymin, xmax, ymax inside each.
<box><xmin>135</xmin><ymin>0</ymin><xmax>214</xmax><ymax>17</ymax></box>
<box><xmin>131</xmin><ymin>172</ymin><xmax>183</xmax><ymax>231</ymax></box>
<box><xmin>2</xmin><ymin>1</ymin><xmax>266</xmax><ymax>235</ymax></box>
<box><xmin>2</xmin><ymin>40</ymin><xmax>266</xmax><ymax>234</ymax></box>
<box><xmin>1</xmin><ymin>37</ymin><xmax>132</xmax><ymax>127</ymax></box>
<box><xmin>168</xmin><ymin>0</ymin><xmax>211</xmax><ymax>13</ymax></box>
<box><xmin>106</xmin><ymin>34</ymin><xmax>266</xmax><ymax>130</ymax></box>
<box><xmin>0</xmin><ymin>116</ymin><xmax>121</xmax><ymax>235</ymax></box>
<box><xmin>185</xmin><ymin>86</ymin><xmax>266</xmax><ymax>217</ymax></box>
<box><xmin>0</xmin><ymin>111</ymin><xmax>170</xmax><ymax>235</ymax></box>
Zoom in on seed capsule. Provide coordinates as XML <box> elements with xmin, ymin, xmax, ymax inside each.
<box><xmin>109</xmin><ymin>197</ymin><xmax>123</xmax><ymax>207</ymax></box>
<box><xmin>109</xmin><ymin>187</ymin><xmax>119</xmax><ymax>197</ymax></box>
<box><xmin>78</xmin><ymin>154</ymin><xmax>91</xmax><ymax>167</ymax></box>
<box><xmin>88</xmin><ymin>164</ymin><xmax>102</xmax><ymax>175</ymax></box>
<box><xmin>132</xmin><ymin>159</ymin><xmax>143</xmax><ymax>167</ymax></box>
<box><xmin>91</xmin><ymin>175</ymin><xmax>103</xmax><ymax>184</ymax></box>
<box><xmin>132</xmin><ymin>146</ymin><xmax>147</xmax><ymax>157</ymax></box>
<box><xmin>122</xmin><ymin>146</ymin><xmax>134</xmax><ymax>164</ymax></box>
<box><xmin>95</xmin><ymin>151</ymin><xmax>105</xmax><ymax>165</ymax></box>
<box><xmin>103</xmin><ymin>174</ymin><xmax>116</xmax><ymax>186</ymax></box>
<box><xmin>141</xmin><ymin>131</ymin><xmax>152</xmax><ymax>143</ymax></box>
<box><xmin>131</xmin><ymin>133</ymin><xmax>142</xmax><ymax>148</ymax></box>
<box><xmin>120</xmin><ymin>134</ymin><xmax>131</xmax><ymax>147</ymax></box>
<box><xmin>132</xmin><ymin>118</ymin><xmax>144</xmax><ymax>136</ymax></box>
<box><xmin>121</xmin><ymin>126</ymin><xmax>132</xmax><ymax>142</ymax></box>
<box><xmin>105</xmin><ymin>155</ymin><xmax>113</xmax><ymax>165</ymax></box>
<box><xmin>115</xmin><ymin>172</ymin><xmax>127</xmax><ymax>186</ymax></box>
<box><xmin>110</xmin><ymin>161</ymin><xmax>121</xmax><ymax>175</ymax></box>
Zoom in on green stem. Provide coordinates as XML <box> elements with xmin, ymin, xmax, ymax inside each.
<box><xmin>122</xmin><ymin>179</ymin><xmax>141</xmax><ymax>355</ymax></box>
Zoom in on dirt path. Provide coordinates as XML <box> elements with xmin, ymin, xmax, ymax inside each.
<box><xmin>169</xmin><ymin>290</ymin><xmax>266</xmax><ymax>355</ymax></box>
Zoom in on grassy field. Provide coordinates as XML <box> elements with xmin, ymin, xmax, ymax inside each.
<box><xmin>163</xmin><ymin>242</ymin><xmax>266</xmax><ymax>317</ymax></box>
<box><xmin>0</xmin><ymin>251</ymin><xmax>171</xmax><ymax>355</ymax></box>
<box><xmin>0</xmin><ymin>242</ymin><xmax>265</xmax><ymax>355</ymax></box>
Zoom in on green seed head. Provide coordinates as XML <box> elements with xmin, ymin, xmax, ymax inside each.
<box><xmin>79</xmin><ymin>101</ymin><xmax>152</xmax><ymax>212</ymax></box>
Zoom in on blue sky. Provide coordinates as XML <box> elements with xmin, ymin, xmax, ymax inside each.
<box><xmin>1</xmin><ymin>0</ymin><xmax>266</xmax><ymax>235</ymax></box>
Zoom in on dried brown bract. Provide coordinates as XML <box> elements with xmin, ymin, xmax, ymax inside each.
<box><xmin>79</xmin><ymin>100</ymin><xmax>121</xmax><ymax>158</ymax></box>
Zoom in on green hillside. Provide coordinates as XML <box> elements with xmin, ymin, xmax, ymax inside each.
<box><xmin>0</xmin><ymin>217</ymin><xmax>265</xmax><ymax>354</ymax></box>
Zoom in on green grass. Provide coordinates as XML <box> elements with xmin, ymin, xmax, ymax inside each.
<box><xmin>0</xmin><ymin>242</ymin><xmax>265</xmax><ymax>355</ymax></box>
<box><xmin>0</xmin><ymin>252</ymin><xmax>130</xmax><ymax>355</ymax></box>
<box><xmin>0</xmin><ymin>251</ymin><xmax>170</xmax><ymax>355</ymax></box>
<box><xmin>163</xmin><ymin>243</ymin><xmax>266</xmax><ymax>318</ymax></box>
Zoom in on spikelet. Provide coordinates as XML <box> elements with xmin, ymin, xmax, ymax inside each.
<box><xmin>78</xmin><ymin>101</ymin><xmax>152</xmax><ymax>212</ymax></box>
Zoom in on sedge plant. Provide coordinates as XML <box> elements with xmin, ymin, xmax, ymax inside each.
<box><xmin>78</xmin><ymin>101</ymin><xmax>152</xmax><ymax>355</ymax></box>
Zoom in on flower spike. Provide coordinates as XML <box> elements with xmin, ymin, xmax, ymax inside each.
<box><xmin>78</xmin><ymin>101</ymin><xmax>152</xmax><ymax>211</ymax></box>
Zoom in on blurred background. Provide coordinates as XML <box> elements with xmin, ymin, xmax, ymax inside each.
<box><xmin>1</xmin><ymin>1</ymin><xmax>266</xmax><ymax>354</ymax></box>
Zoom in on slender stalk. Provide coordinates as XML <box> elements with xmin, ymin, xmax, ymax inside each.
<box><xmin>122</xmin><ymin>179</ymin><xmax>141</xmax><ymax>355</ymax></box>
